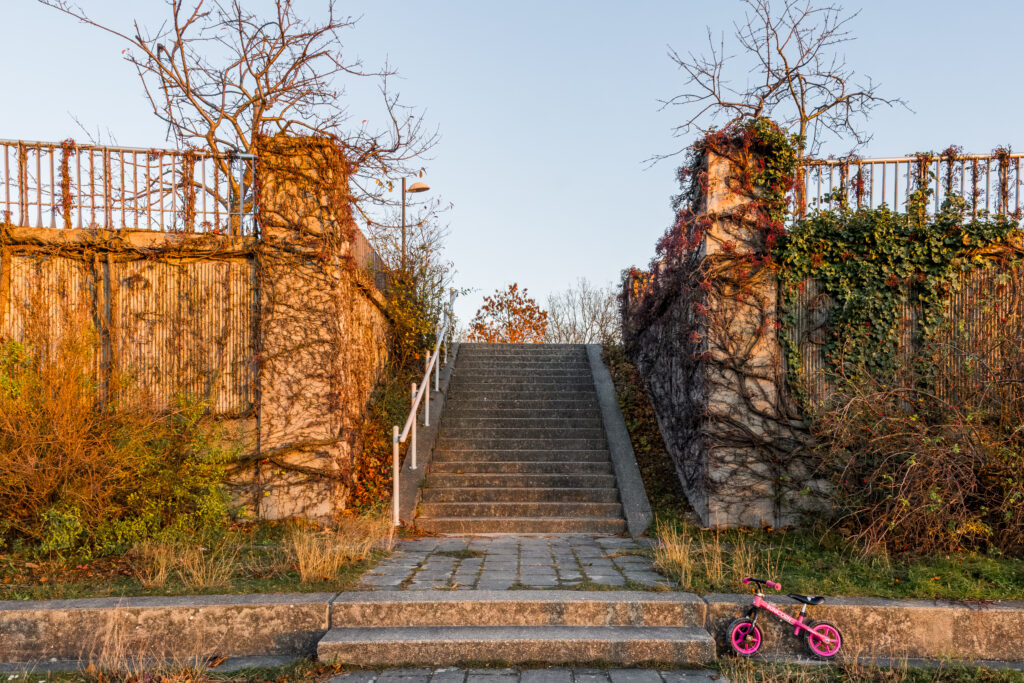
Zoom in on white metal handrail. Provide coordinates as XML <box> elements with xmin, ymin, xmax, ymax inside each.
<box><xmin>392</xmin><ymin>288</ymin><xmax>457</xmax><ymax>525</ymax></box>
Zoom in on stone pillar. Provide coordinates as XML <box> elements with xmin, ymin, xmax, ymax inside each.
<box><xmin>701</xmin><ymin>152</ymin><xmax>795</xmax><ymax>526</ymax></box>
<box><xmin>623</xmin><ymin>151</ymin><xmax>816</xmax><ymax>528</ymax></box>
<box><xmin>252</xmin><ymin>136</ymin><xmax>389</xmax><ymax>519</ymax></box>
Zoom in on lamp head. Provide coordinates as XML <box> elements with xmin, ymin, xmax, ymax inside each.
<box><xmin>406</xmin><ymin>181</ymin><xmax>430</xmax><ymax>193</ymax></box>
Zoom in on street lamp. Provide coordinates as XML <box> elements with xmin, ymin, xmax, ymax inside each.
<box><xmin>401</xmin><ymin>177</ymin><xmax>430</xmax><ymax>270</ymax></box>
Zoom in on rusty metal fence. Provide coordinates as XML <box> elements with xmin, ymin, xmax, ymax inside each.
<box><xmin>799</xmin><ymin>152</ymin><xmax>1024</xmax><ymax>219</ymax></box>
<box><xmin>0</xmin><ymin>139</ymin><xmax>258</xmax><ymax>235</ymax></box>
<box><xmin>0</xmin><ymin>137</ymin><xmax>388</xmax><ymax>287</ymax></box>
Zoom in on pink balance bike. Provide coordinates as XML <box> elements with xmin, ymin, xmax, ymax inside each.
<box><xmin>727</xmin><ymin>577</ymin><xmax>843</xmax><ymax>660</ymax></box>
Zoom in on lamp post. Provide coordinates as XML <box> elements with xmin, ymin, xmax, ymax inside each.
<box><xmin>401</xmin><ymin>177</ymin><xmax>430</xmax><ymax>270</ymax></box>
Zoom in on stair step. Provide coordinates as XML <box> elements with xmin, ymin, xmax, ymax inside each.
<box><xmin>445</xmin><ymin>407</ymin><xmax>601</xmax><ymax>419</ymax></box>
<box><xmin>418</xmin><ymin>501</ymin><xmax>622</xmax><ymax>517</ymax></box>
<box><xmin>439</xmin><ymin>427</ymin><xmax>607</xmax><ymax>440</ymax></box>
<box><xmin>448</xmin><ymin>390</ymin><xmax>597</xmax><ymax>401</ymax></box>
<box><xmin>446</xmin><ymin>403</ymin><xmax>599</xmax><ymax>416</ymax></box>
<box><xmin>436</xmin><ymin>437</ymin><xmax>608</xmax><ymax>450</ymax></box>
<box><xmin>431</xmin><ymin>449</ymin><xmax>610</xmax><ymax>463</ymax></box>
<box><xmin>328</xmin><ymin>591</ymin><xmax>707</xmax><ymax>628</ymax></box>
<box><xmin>457</xmin><ymin>363</ymin><xmax>592</xmax><ymax>371</ymax></box>
<box><xmin>425</xmin><ymin>473</ymin><xmax>617</xmax><ymax>489</ymax></box>
<box><xmin>453</xmin><ymin>374</ymin><xmax>594</xmax><ymax>382</ymax></box>
<box><xmin>442</xmin><ymin>417</ymin><xmax>604</xmax><ymax>429</ymax></box>
<box><xmin>429</xmin><ymin>461</ymin><xmax>613</xmax><ymax>475</ymax></box>
<box><xmin>420</xmin><ymin>487</ymin><xmax>620</xmax><ymax>503</ymax></box>
<box><xmin>414</xmin><ymin>517</ymin><xmax>628</xmax><ymax>534</ymax></box>
<box><xmin>458</xmin><ymin>353</ymin><xmax>589</xmax><ymax>361</ymax></box>
<box><xmin>317</xmin><ymin>625</ymin><xmax>714</xmax><ymax>666</ymax></box>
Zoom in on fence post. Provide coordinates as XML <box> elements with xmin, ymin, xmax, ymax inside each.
<box><xmin>411</xmin><ymin>382</ymin><xmax>418</xmax><ymax>470</ymax></box>
<box><xmin>424</xmin><ymin>356</ymin><xmax>430</xmax><ymax>427</ymax></box>
<box><xmin>392</xmin><ymin>425</ymin><xmax>400</xmax><ymax>526</ymax></box>
<box><xmin>17</xmin><ymin>142</ymin><xmax>27</xmax><ymax>226</ymax></box>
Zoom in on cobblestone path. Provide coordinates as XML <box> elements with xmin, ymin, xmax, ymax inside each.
<box><xmin>357</xmin><ymin>535</ymin><xmax>671</xmax><ymax>591</ymax></box>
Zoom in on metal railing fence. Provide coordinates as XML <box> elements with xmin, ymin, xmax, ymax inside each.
<box><xmin>798</xmin><ymin>152</ymin><xmax>1024</xmax><ymax>219</ymax></box>
<box><xmin>392</xmin><ymin>288</ymin><xmax>457</xmax><ymax>526</ymax></box>
<box><xmin>0</xmin><ymin>137</ymin><xmax>390</xmax><ymax>290</ymax></box>
<box><xmin>1</xmin><ymin>139</ymin><xmax>257</xmax><ymax>235</ymax></box>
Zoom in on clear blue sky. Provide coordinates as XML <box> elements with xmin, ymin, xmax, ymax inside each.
<box><xmin>4</xmin><ymin>1</ymin><xmax>1023</xmax><ymax>324</ymax></box>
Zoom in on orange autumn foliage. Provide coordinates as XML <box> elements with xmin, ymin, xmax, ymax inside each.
<box><xmin>468</xmin><ymin>283</ymin><xmax>548</xmax><ymax>343</ymax></box>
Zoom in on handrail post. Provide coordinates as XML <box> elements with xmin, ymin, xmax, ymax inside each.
<box><xmin>435</xmin><ymin>347</ymin><xmax>440</xmax><ymax>391</ymax></box>
<box><xmin>411</xmin><ymin>382</ymin><xmax>418</xmax><ymax>470</ymax></box>
<box><xmin>424</xmin><ymin>356</ymin><xmax>431</xmax><ymax>427</ymax></box>
<box><xmin>392</xmin><ymin>425</ymin><xmax>400</xmax><ymax>527</ymax></box>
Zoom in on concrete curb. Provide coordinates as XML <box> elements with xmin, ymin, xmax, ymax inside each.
<box><xmin>0</xmin><ymin>592</ymin><xmax>333</xmax><ymax>664</ymax></box>
<box><xmin>398</xmin><ymin>342</ymin><xmax>460</xmax><ymax>523</ymax></box>
<box><xmin>586</xmin><ymin>344</ymin><xmax>653</xmax><ymax>537</ymax></box>
<box><xmin>3</xmin><ymin>590</ymin><xmax>1024</xmax><ymax>668</ymax></box>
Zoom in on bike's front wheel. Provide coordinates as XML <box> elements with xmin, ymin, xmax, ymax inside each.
<box><xmin>804</xmin><ymin>620</ymin><xmax>843</xmax><ymax>659</ymax></box>
<box><xmin>727</xmin><ymin>617</ymin><xmax>763</xmax><ymax>656</ymax></box>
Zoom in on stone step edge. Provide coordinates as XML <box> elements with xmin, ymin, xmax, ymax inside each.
<box><xmin>316</xmin><ymin>625</ymin><xmax>716</xmax><ymax>666</ymax></box>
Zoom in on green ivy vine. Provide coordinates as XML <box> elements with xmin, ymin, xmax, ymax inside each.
<box><xmin>777</xmin><ymin>188</ymin><xmax>1021</xmax><ymax>399</ymax></box>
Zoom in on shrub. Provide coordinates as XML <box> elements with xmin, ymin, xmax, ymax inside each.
<box><xmin>0</xmin><ymin>332</ymin><xmax>234</xmax><ymax>558</ymax></box>
<box><xmin>811</xmin><ymin>326</ymin><xmax>1024</xmax><ymax>554</ymax></box>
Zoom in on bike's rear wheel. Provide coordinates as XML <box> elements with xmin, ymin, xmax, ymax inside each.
<box><xmin>727</xmin><ymin>617</ymin><xmax>763</xmax><ymax>657</ymax></box>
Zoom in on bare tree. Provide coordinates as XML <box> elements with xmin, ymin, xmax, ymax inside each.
<box><xmin>545</xmin><ymin>278</ymin><xmax>621</xmax><ymax>345</ymax></box>
<box><xmin>661</xmin><ymin>0</ymin><xmax>905</xmax><ymax>157</ymax></box>
<box><xmin>40</xmin><ymin>0</ymin><xmax>438</xmax><ymax>220</ymax></box>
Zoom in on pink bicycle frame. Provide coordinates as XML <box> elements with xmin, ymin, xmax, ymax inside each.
<box><xmin>752</xmin><ymin>594</ymin><xmax>817</xmax><ymax>636</ymax></box>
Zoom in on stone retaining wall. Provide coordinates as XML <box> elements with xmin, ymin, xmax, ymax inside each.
<box><xmin>2</xmin><ymin>591</ymin><xmax>1022</xmax><ymax>667</ymax></box>
<box><xmin>0</xmin><ymin>137</ymin><xmax>392</xmax><ymax>519</ymax></box>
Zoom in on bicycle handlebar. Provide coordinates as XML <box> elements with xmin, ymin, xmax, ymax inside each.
<box><xmin>742</xmin><ymin>577</ymin><xmax>782</xmax><ymax>590</ymax></box>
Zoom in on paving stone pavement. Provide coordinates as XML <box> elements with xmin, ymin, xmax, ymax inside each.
<box><xmin>357</xmin><ymin>535</ymin><xmax>672</xmax><ymax>591</ymax></box>
<box><xmin>328</xmin><ymin>669</ymin><xmax>726</xmax><ymax>683</ymax></box>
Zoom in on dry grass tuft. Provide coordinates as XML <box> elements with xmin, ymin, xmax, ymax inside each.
<box><xmin>127</xmin><ymin>539</ymin><xmax>175</xmax><ymax>588</ymax></box>
<box><xmin>653</xmin><ymin>518</ymin><xmax>783</xmax><ymax>592</ymax></box>
<box><xmin>653</xmin><ymin>518</ymin><xmax>695</xmax><ymax>587</ymax></box>
<box><xmin>288</xmin><ymin>510</ymin><xmax>395</xmax><ymax>583</ymax></box>
<box><xmin>176</xmin><ymin>542</ymin><xmax>239</xmax><ymax>590</ymax></box>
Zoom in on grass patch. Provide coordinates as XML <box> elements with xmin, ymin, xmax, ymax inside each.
<box><xmin>434</xmin><ymin>549</ymin><xmax>485</xmax><ymax>560</ymax></box>
<box><xmin>0</xmin><ymin>513</ymin><xmax>399</xmax><ymax>601</ymax></box>
<box><xmin>718</xmin><ymin>659</ymin><xmax>1024</xmax><ymax>682</ymax></box>
<box><xmin>603</xmin><ymin>343</ymin><xmax>1024</xmax><ymax>600</ymax></box>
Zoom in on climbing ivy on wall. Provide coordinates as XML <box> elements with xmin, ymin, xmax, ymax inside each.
<box><xmin>777</xmin><ymin>189</ymin><xmax>1021</xmax><ymax>396</ymax></box>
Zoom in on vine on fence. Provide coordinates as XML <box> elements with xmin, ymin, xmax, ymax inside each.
<box><xmin>777</xmin><ymin>149</ymin><xmax>1024</xmax><ymax>552</ymax></box>
<box><xmin>778</xmin><ymin>190</ymin><xmax>1020</xmax><ymax>394</ymax></box>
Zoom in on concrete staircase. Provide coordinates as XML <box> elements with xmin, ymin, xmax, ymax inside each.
<box><xmin>416</xmin><ymin>343</ymin><xmax>627</xmax><ymax>534</ymax></box>
<box><xmin>317</xmin><ymin>591</ymin><xmax>716</xmax><ymax>666</ymax></box>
